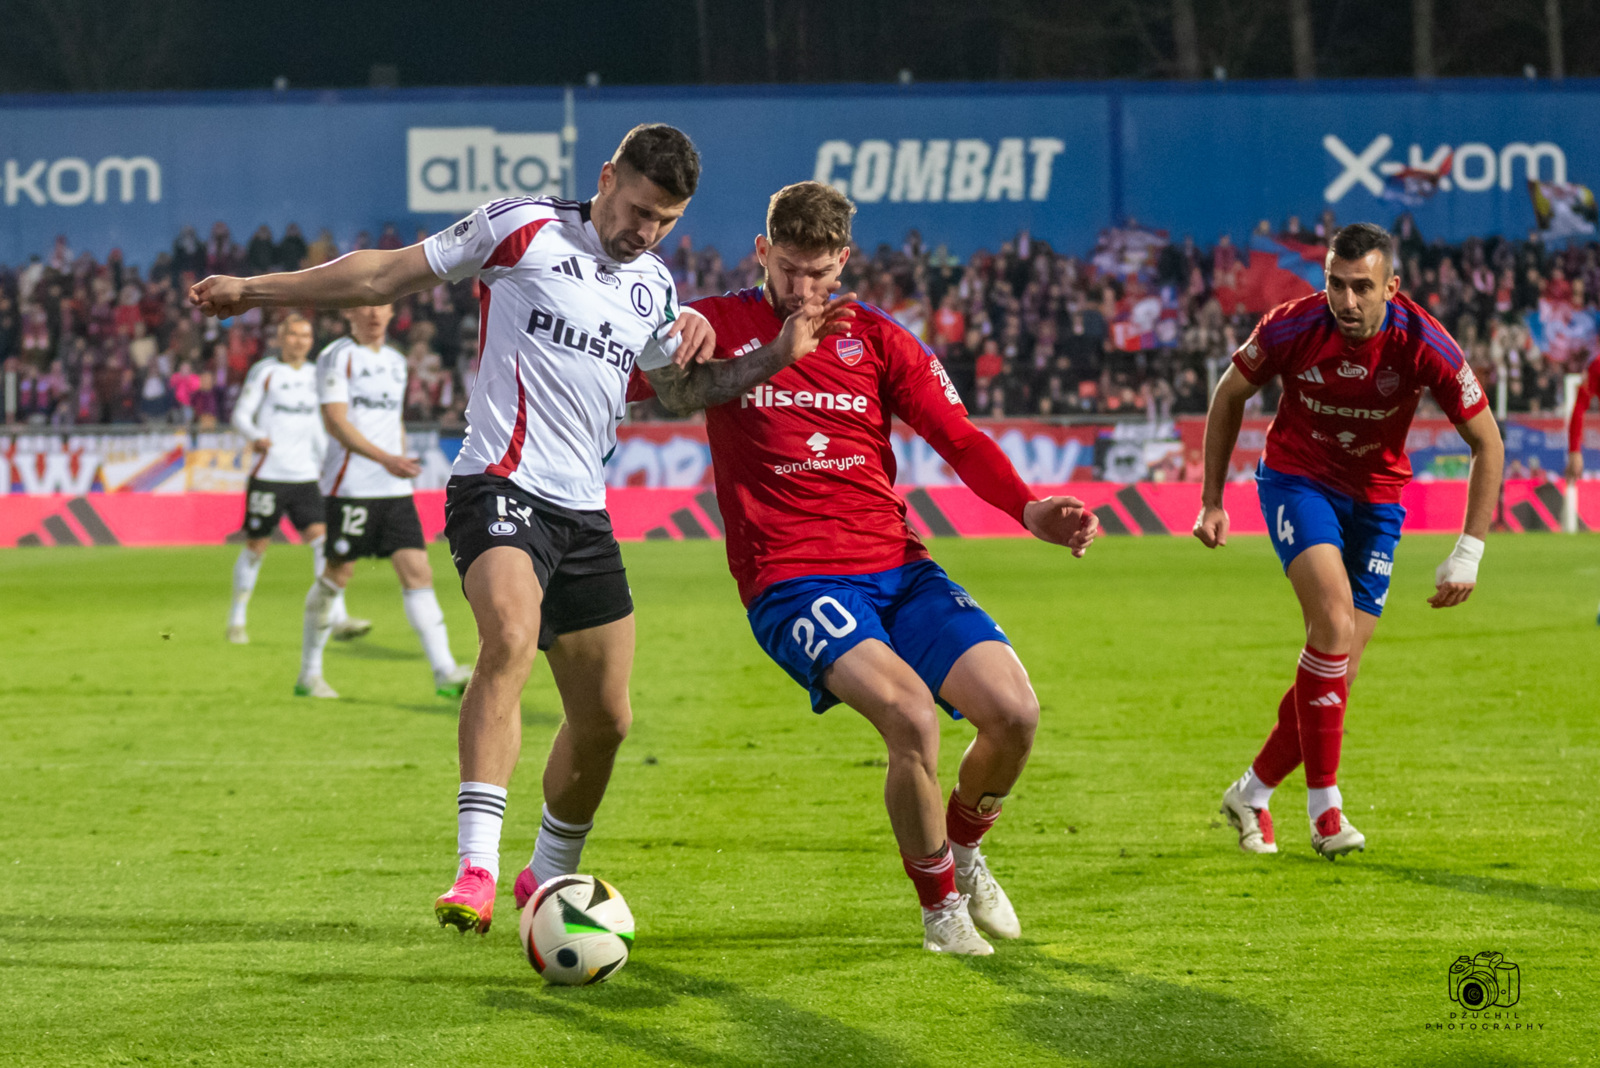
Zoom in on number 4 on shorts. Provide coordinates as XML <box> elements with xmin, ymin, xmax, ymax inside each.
<box><xmin>1275</xmin><ymin>504</ymin><xmax>1295</xmax><ymax>546</ymax></box>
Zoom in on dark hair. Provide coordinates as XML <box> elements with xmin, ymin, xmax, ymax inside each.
<box><xmin>611</xmin><ymin>124</ymin><xmax>701</xmax><ymax>200</ymax></box>
<box><xmin>767</xmin><ymin>181</ymin><xmax>855</xmax><ymax>252</ymax></box>
<box><xmin>1329</xmin><ymin>223</ymin><xmax>1394</xmax><ymax>271</ymax></box>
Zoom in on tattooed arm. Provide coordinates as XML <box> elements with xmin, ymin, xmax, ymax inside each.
<box><xmin>643</xmin><ymin>294</ymin><xmax>856</xmax><ymax>415</ymax></box>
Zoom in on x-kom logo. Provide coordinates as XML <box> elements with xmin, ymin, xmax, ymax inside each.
<box><xmin>1322</xmin><ymin>134</ymin><xmax>1566</xmax><ymax>202</ymax></box>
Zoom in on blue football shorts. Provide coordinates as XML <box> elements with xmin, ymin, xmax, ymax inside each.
<box><xmin>1255</xmin><ymin>461</ymin><xmax>1406</xmax><ymax>617</ymax></box>
<box><xmin>746</xmin><ymin>559</ymin><xmax>1010</xmax><ymax>716</ymax></box>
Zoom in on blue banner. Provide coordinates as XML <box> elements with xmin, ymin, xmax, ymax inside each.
<box><xmin>1</xmin><ymin>80</ymin><xmax>1596</xmax><ymax>266</ymax></box>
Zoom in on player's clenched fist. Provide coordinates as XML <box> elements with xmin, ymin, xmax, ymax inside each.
<box><xmin>190</xmin><ymin>275</ymin><xmax>253</xmax><ymax>319</ymax></box>
<box><xmin>1024</xmin><ymin>496</ymin><xmax>1099</xmax><ymax>557</ymax></box>
<box><xmin>1192</xmin><ymin>504</ymin><xmax>1230</xmax><ymax>548</ymax></box>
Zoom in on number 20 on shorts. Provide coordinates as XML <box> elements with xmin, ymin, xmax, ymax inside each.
<box><xmin>792</xmin><ymin>595</ymin><xmax>858</xmax><ymax>661</ymax></box>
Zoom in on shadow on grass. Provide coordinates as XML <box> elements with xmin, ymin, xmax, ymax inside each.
<box><xmin>963</xmin><ymin>947</ymin><xmax>1337</xmax><ymax>1068</ymax></box>
<box><xmin>0</xmin><ymin>914</ymin><xmax>411</xmax><ymax>945</ymax></box>
<box><xmin>482</xmin><ymin>958</ymin><xmax>928</xmax><ymax>1068</ymax></box>
<box><xmin>1368</xmin><ymin>864</ymin><xmax>1600</xmax><ymax>915</ymax></box>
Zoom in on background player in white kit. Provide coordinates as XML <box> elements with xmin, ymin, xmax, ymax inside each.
<box><xmin>227</xmin><ymin>313</ymin><xmax>370</xmax><ymax>644</ymax></box>
<box><xmin>192</xmin><ymin>124</ymin><xmax>849</xmax><ymax>939</ymax></box>
<box><xmin>294</xmin><ymin>304</ymin><xmax>472</xmax><ymax>699</ymax></box>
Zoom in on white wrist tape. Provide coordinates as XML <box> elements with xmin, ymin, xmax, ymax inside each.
<box><xmin>1435</xmin><ymin>533</ymin><xmax>1484</xmax><ymax>586</ymax></box>
<box><xmin>636</xmin><ymin>326</ymin><xmax>681</xmax><ymax>372</ymax></box>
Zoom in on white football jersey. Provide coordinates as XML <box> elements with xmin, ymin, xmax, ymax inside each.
<box><xmin>423</xmin><ymin>196</ymin><xmax>679</xmax><ymax>510</ymax></box>
<box><xmin>316</xmin><ymin>336</ymin><xmax>412</xmax><ymax>499</ymax></box>
<box><xmin>232</xmin><ymin>357</ymin><xmax>325</xmax><ymax>483</ymax></box>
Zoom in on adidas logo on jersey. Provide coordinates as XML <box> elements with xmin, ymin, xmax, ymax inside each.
<box><xmin>1297</xmin><ymin>366</ymin><xmax>1325</xmax><ymax>384</ymax></box>
<box><xmin>733</xmin><ymin>338</ymin><xmax>762</xmax><ymax>357</ymax></box>
<box><xmin>551</xmin><ymin>256</ymin><xmax>583</xmax><ymax>279</ymax></box>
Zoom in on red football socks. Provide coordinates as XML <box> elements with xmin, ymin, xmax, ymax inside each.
<box><xmin>946</xmin><ymin>790</ymin><xmax>1002</xmax><ymax>850</ymax></box>
<box><xmin>901</xmin><ymin>842</ymin><xmax>958</xmax><ymax>909</ymax></box>
<box><xmin>1252</xmin><ymin>686</ymin><xmax>1301</xmax><ymax>787</ymax></box>
<box><xmin>1294</xmin><ymin>645</ymin><xmax>1349</xmax><ymax>789</ymax></box>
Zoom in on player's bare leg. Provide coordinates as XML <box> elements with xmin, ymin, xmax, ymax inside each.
<box><xmin>516</xmin><ymin>615</ymin><xmax>636</xmax><ymax>901</ymax></box>
<box><xmin>296</xmin><ymin>557</ymin><xmax>352</xmax><ymax>698</ymax></box>
<box><xmin>937</xmin><ymin>641</ymin><xmax>1038</xmax><ymax>939</ymax></box>
<box><xmin>392</xmin><ymin>547</ymin><xmax>469</xmax><ymax>695</ymax></box>
<box><xmin>825</xmin><ymin>639</ymin><xmax>992</xmax><ymax>955</ymax></box>
<box><xmin>436</xmin><ymin>547</ymin><xmax>542</xmax><ymax>932</ymax></box>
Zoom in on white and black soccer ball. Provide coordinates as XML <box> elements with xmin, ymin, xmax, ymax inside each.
<box><xmin>520</xmin><ymin>874</ymin><xmax>634</xmax><ymax>985</ymax></box>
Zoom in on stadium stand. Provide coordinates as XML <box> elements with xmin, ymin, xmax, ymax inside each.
<box><xmin>0</xmin><ymin>215</ymin><xmax>1595</xmax><ymax>429</ymax></box>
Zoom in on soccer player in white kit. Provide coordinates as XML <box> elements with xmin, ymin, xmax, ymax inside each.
<box><xmin>291</xmin><ymin>303</ymin><xmax>472</xmax><ymax>699</ymax></box>
<box><xmin>227</xmin><ymin>314</ymin><xmax>370</xmax><ymax>644</ymax></box>
<box><xmin>192</xmin><ymin>125</ymin><xmax>846</xmax><ymax>938</ymax></box>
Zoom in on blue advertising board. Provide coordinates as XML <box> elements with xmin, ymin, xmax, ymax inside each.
<box><xmin>0</xmin><ymin>79</ymin><xmax>1596</xmax><ymax>266</ymax></box>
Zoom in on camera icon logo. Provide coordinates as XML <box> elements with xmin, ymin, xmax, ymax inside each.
<box><xmin>1448</xmin><ymin>951</ymin><xmax>1520</xmax><ymax>1009</ymax></box>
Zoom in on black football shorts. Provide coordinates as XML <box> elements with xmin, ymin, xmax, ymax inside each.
<box><xmin>242</xmin><ymin>478</ymin><xmax>324</xmax><ymax>537</ymax></box>
<box><xmin>323</xmin><ymin>495</ymin><xmax>426</xmax><ymax>562</ymax></box>
<box><xmin>445</xmin><ymin>474</ymin><xmax>633</xmax><ymax>650</ymax></box>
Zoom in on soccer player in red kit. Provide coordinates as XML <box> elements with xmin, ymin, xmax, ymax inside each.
<box><xmin>632</xmin><ymin>182</ymin><xmax>1099</xmax><ymax>954</ymax></box>
<box><xmin>1566</xmin><ymin>351</ymin><xmax>1600</xmax><ymax>622</ymax></box>
<box><xmin>1195</xmin><ymin>223</ymin><xmax>1504</xmax><ymax>859</ymax></box>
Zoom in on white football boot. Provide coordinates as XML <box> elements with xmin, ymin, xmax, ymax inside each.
<box><xmin>294</xmin><ymin>675</ymin><xmax>339</xmax><ymax>699</ymax></box>
<box><xmin>922</xmin><ymin>895</ymin><xmax>994</xmax><ymax>956</ymax></box>
<box><xmin>954</xmin><ymin>851</ymin><xmax>1021</xmax><ymax>939</ymax></box>
<box><xmin>1311</xmin><ymin>807</ymin><xmax>1366</xmax><ymax>860</ymax></box>
<box><xmin>331</xmin><ymin>617</ymin><xmax>372</xmax><ymax>641</ymax></box>
<box><xmin>226</xmin><ymin>625</ymin><xmax>249</xmax><ymax>645</ymax></box>
<box><xmin>1220</xmin><ymin>782</ymin><xmax>1279</xmax><ymax>854</ymax></box>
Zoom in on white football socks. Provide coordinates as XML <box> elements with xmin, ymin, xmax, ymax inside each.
<box><xmin>1308</xmin><ymin>786</ymin><xmax>1343</xmax><ymax>822</ymax></box>
<box><xmin>403</xmin><ymin>587</ymin><xmax>456</xmax><ymax>676</ymax></box>
<box><xmin>229</xmin><ymin>547</ymin><xmax>264</xmax><ymax>627</ymax></box>
<box><xmin>1237</xmin><ymin>766</ymin><xmax>1275</xmax><ymax>811</ymax></box>
<box><xmin>309</xmin><ymin>536</ymin><xmax>349</xmax><ymax>625</ymax></box>
<box><xmin>530</xmin><ymin>804</ymin><xmax>593</xmax><ymax>886</ymax></box>
<box><xmin>300</xmin><ymin>576</ymin><xmax>339</xmax><ymax>679</ymax></box>
<box><xmin>457</xmin><ymin>781</ymin><xmax>507</xmax><ymax>879</ymax></box>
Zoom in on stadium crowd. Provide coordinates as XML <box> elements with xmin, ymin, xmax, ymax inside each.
<box><xmin>0</xmin><ymin>214</ymin><xmax>1595</xmax><ymax>429</ymax></box>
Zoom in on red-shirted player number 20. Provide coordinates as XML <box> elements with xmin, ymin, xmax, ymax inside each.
<box><xmin>792</xmin><ymin>596</ymin><xmax>858</xmax><ymax>661</ymax></box>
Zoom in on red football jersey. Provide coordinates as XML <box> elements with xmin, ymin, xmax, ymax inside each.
<box><xmin>630</xmin><ymin>289</ymin><xmax>1029</xmax><ymax>605</ymax></box>
<box><xmin>1232</xmin><ymin>291</ymin><xmax>1488</xmax><ymax>503</ymax></box>
<box><xmin>1566</xmin><ymin>352</ymin><xmax>1600</xmax><ymax>453</ymax></box>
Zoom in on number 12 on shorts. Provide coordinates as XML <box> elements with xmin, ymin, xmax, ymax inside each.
<box><xmin>1275</xmin><ymin>504</ymin><xmax>1295</xmax><ymax>546</ymax></box>
<box><xmin>792</xmin><ymin>595</ymin><xmax>858</xmax><ymax>661</ymax></box>
<box><xmin>340</xmin><ymin>504</ymin><xmax>368</xmax><ymax>537</ymax></box>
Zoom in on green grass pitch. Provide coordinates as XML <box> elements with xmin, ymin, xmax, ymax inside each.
<box><xmin>1</xmin><ymin>532</ymin><xmax>1596</xmax><ymax>1067</ymax></box>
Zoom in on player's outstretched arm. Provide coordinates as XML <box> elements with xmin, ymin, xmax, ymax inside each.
<box><xmin>189</xmin><ymin>246</ymin><xmax>440</xmax><ymax>318</ymax></box>
<box><xmin>1431</xmin><ymin>407</ymin><xmax>1503</xmax><ymax>608</ymax></box>
<box><xmin>1192</xmin><ymin>365</ymin><xmax>1260</xmax><ymax>548</ymax></box>
<box><xmin>321</xmin><ymin>402</ymin><xmax>422</xmax><ymax>479</ymax></box>
<box><xmin>644</xmin><ymin>293</ymin><xmax>856</xmax><ymax>415</ymax></box>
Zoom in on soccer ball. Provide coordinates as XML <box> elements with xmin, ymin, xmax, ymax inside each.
<box><xmin>520</xmin><ymin>874</ymin><xmax>635</xmax><ymax>985</ymax></box>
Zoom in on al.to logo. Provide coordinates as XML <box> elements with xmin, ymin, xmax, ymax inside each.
<box><xmin>407</xmin><ymin>127</ymin><xmax>562</xmax><ymax>213</ymax></box>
